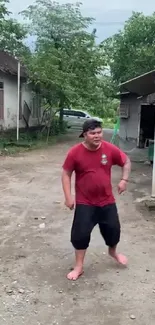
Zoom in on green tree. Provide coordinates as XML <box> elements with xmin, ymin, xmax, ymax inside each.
<box><xmin>0</xmin><ymin>0</ymin><xmax>29</xmax><ymax>57</ymax></box>
<box><xmin>102</xmin><ymin>12</ymin><xmax>155</xmax><ymax>83</ymax></box>
<box><xmin>87</xmin><ymin>74</ymin><xmax>119</xmax><ymax>121</ymax></box>
<box><xmin>22</xmin><ymin>0</ymin><xmax>104</xmax><ymax>128</ymax></box>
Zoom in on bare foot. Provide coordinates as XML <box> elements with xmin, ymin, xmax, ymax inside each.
<box><xmin>113</xmin><ymin>253</ymin><xmax>128</xmax><ymax>265</ymax></box>
<box><xmin>109</xmin><ymin>251</ymin><xmax>128</xmax><ymax>266</ymax></box>
<box><xmin>67</xmin><ymin>267</ymin><xmax>84</xmax><ymax>281</ymax></box>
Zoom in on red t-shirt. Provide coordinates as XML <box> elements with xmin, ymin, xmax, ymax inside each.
<box><xmin>62</xmin><ymin>141</ymin><xmax>127</xmax><ymax>207</ymax></box>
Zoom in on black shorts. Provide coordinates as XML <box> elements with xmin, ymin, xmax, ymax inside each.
<box><xmin>71</xmin><ymin>203</ymin><xmax>120</xmax><ymax>250</ymax></box>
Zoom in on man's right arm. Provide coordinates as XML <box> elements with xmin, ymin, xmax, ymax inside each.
<box><xmin>62</xmin><ymin>149</ymin><xmax>75</xmax><ymax>209</ymax></box>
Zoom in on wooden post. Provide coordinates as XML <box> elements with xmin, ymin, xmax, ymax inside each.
<box><xmin>17</xmin><ymin>61</ymin><xmax>20</xmax><ymax>141</ymax></box>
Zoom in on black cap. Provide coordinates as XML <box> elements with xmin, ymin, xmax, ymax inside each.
<box><xmin>79</xmin><ymin>119</ymin><xmax>102</xmax><ymax>138</ymax></box>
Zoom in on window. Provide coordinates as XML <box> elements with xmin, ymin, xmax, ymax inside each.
<box><xmin>63</xmin><ymin>110</ymin><xmax>86</xmax><ymax>117</ymax></box>
<box><xmin>63</xmin><ymin>110</ymin><xmax>75</xmax><ymax>116</ymax></box>
<box><xmin>74</xmin><ymin>111</ymin><xmax>86</xmax><ymax>117</ymax></box>
<box><xmin>19</xmin><ymin>83</ymin><xmax>22</xmax><ymax>119</ymax></box>
<box><xmin>32</xmin><ymin>94</ymin><xmax>41</xmax><ymax>118</ymax></box>
<box><xmin>0</xmin><ymin>82</ymin><xmax>3</xmax><ymax>89</ymax></box>
<box><xmin>0</xmin><ymin>81</ymin><xmax>4</xmax><ymax>120</ymax></box>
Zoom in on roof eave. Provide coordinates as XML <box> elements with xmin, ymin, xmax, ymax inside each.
<box><xmin>119</xmin><ymin>70</ymin><xmax>155</xmax><ymax>96</ymax></box>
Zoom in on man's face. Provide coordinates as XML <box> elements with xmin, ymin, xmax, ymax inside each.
<box><xmin>84</xmin><ymin>127</ymin><xmax>103</xmax><ymax>147</ymax></box>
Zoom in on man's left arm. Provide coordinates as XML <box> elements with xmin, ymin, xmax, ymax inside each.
<box><xmin>118</xmin><ymin>156</ymin><xmax>131</xmax><ymax>194</ymax></box>
<box><xmin>111</xmin><ymin>144</ymin><xmax>131</xmax><ymax>194</ymax></box>
<box><xmin>121</xmin><ymin>156</ymin><xmax>131</xmax><ymax>181</ymax></box>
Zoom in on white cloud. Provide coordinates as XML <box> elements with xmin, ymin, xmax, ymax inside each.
<box><xmin>7</xmin><ymin>0</ymin><xmax>155</xmax><ymax>41</ymax></box>
<box><xmin>8</xmin><ymin>0</ymin><xmax>155</xmax><ymax>12</ymax></box>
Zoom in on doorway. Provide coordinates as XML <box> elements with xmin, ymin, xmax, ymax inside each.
<box><xmin>139</xmin><ymin>105</ymin><xmax>155</xmax><ymax>148</ymax></box>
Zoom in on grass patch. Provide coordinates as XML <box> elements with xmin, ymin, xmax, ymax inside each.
<box><xmin>0</xmin><ymin>127</ymin><xmax>67</xmax><ymax>156</ymax></box>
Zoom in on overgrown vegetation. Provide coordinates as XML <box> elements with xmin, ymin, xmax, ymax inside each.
<box><xmin>0</xmin><ymin>0</ymin><xmax>30</xmax><ymax>57</ymax></box>
<box><xmin>101</xmin><ymin>11</ymin><xmax>155</xmax><ymax>83</ymax></box>
<box><xmin>0</xmin><ymin>120</ymin><xmax>67</xmax><ymax>155</ymax></box>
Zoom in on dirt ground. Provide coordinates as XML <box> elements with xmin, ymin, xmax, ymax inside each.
<box><xmin>0</xmin><ymin>133</ymin><xmax>155</xmax><ymax>325</ymax></box>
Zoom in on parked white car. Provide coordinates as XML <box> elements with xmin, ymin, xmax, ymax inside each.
<box><xmin>58</xmin><ymin>109</ymin><xmax>102</xmax><ymax>129</ymax></box>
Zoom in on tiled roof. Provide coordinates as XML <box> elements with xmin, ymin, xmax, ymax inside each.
<box><xmin>0</xmin><ymin>51</ymin><xmax>26</xmax><ymax>78</ymax></box>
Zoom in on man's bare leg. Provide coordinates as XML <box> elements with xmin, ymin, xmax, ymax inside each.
<box><xmin>108</xmin><ymin>246</ymin><xmax>127</xmax><ymax>265</ymax></box>
<box><xmin>67</xmin><ymin>249</ymin><xmax>86</xmax><ymax>280</ymax></box>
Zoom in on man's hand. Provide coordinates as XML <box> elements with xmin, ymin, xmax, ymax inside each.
<box><xmin>65</xmin><ymin>197</ymin><xmax>74</xmax><ymax>210</ymax></box>
<box><xmin>118</xmin><ymin>180</ymin><xmax>127</xmax><ymax>194</ymax></box>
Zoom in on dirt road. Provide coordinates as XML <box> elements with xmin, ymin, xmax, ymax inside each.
<box><xmin>0</xmin><ymin>135</ymin><xmax>155</xmax><ymax>325</ymax></box>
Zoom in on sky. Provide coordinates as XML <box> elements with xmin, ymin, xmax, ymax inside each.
<box><xmin>8</xmin><ymin>0</ymin><xmax>155</xmax><ymax>42</ymax></box>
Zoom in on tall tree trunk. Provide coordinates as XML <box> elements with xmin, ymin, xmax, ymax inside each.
<box><xmin>59</xmin><ymin>95</ymin><xmax>64</xmax><ymax>131</ymax></box>
<box><xmin>46</xmin><ymin>107</ymin><xmax>52</xmax><ymax>143</ymax></box>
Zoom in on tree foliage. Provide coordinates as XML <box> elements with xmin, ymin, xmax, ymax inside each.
<box><xmin>0</xmin><ymin>0</ymin><xmax>29</xmax><ymax>57</ymax></box>
<box><xmin>22</xmin><ymin>0</ymin><xmax>105</xmax><ymax>123</ymax></box>
<box><xmin>102</xmin><ymin>12</ymin><xmax>155</xmax><ymax>83</ymax></box>
<box><xmin>83</xmin><ymin>74</ymin><xmax>118</xmax><ymax>120</ymax></box>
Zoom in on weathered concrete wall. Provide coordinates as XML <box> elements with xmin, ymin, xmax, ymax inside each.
<box><xmin>119</xmin><ymin>94</ymin><xmax>141</xmax><ymax>142</ymax></box>
<box><xmin>0</xmin><ymin>71</ymin><xmax>41</xmax><ymax>129</ymax></box>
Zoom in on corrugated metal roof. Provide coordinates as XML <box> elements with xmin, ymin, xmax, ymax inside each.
<box><xmin>120</xmin><ymin>70</ymin><xmax>155</xmax><ymax>96</ymax></box>
<box><xmin>0</xmin><ymin>51</ymin><xmax>26</xmax><ymax>78</ymax></box>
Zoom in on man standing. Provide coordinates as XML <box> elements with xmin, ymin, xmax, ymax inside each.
<box><xmin>62</xmin><ymin>119</ymin><xmax>131</xmax><ymax>281</ymax></box>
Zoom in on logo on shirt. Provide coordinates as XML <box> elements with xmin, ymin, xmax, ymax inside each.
<box><xmin>101</xmin><ymin>154</ymin><xmax>108</xmax><ymax>165</ymax></box>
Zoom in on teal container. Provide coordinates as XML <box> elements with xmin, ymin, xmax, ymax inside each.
<box><xmin>148</xmin><ymin>141</ymin><xmax>154</xmax><ymax>163</ymax></box>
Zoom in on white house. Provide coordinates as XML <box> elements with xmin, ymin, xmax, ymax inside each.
<box><xmin>0</xmin><ymin>51</ymin><xmax>41</xmax><ymax>130</ymax></box>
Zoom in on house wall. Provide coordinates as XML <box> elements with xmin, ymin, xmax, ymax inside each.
<box><xmin>0</xmin><ymin>71</ymin><xmax>41</xmax><ymax>129</ymax></box>
<box><xmin>119</xmin><ymin>94</ymin><xmax>141</xmax><ymax>143</ymax></box>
